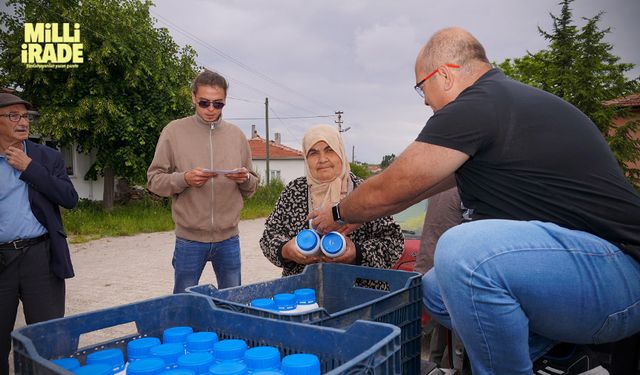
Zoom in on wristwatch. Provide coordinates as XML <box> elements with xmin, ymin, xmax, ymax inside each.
<box><xmin>332</xmin><ymin>203</ymin><xmax>346</xmax><ymax>226</ymax></box>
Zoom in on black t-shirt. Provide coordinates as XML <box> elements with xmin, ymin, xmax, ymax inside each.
<box><xmin>417</xmin><ymin>68</ymin><xmax>640</xmax><ymax>253</ymax></box>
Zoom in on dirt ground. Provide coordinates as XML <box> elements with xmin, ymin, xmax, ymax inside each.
<box><xmin>11</xmin><ymin>218</ymin><xmax>282</xmax><ymax>369</ymax></box>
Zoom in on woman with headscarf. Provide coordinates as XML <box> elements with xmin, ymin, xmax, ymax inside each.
<box><xmin>260</xmin><ymin>124</ymin><xmax>403</xmax><ymax>277</ymax></box>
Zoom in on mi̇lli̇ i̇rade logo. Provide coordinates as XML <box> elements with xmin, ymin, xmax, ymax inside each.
<box><xmin>22</xmin><ymin>23</ymin><xmax>83</xmax><ymax>68</ymax></box>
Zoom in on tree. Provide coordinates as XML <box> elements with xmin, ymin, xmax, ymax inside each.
<box><xmin>497</xmin><ymin>0</ymin><xmax>640</xmax><ymax>187</ymax></box>
<box><xmin>380</xmin><ymin>153</ymin><xmax>395</xmax><ymax>169</ymax></box>
<box><xmin>349</xmin><ymin>162</ymin><xmax>371</xmax><ymax>180</ymax></box>
<box><xmin>0</xmin><ymin>0</ymin><xmax>199</xmax><ymax>209</ymax></box>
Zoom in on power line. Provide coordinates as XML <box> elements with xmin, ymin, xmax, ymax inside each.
<box><xmin>335</xmin><ymin>110</ymin><xmax>351</xmax><ymax>133</ymax></box>
<box><xmin>225</xmin><ymin>114</ymin><xmax>334</xmax><ymax>120</ymax></box>
<box><xmin>227</xmin><ymin>95</ymin><xmax>262</xmax><ymax>104</ymax></box>
<box><xmin>198</xmin><ymin>61</ymin><xmax>322</xmax><ymax>116</ymax></box>
<box><xmin>268</xmin><ymin>105</ymin><xmax>304</xmax><ymax>146</ymax></box>
<box><xmin>151</xmin><ymin>12</ymin><xmax>336</xmax><ymax>113</ymax></box>
<box><xmin>12</xmin><ymin>4</ymin><xmax>335</xmax><ymax>120</ymax></box>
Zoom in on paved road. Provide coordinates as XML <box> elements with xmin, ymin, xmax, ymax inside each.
<box><xmin>11</xmin><ymin>218</ymin><xmax>282</xmax><ymax>367</ymax></box>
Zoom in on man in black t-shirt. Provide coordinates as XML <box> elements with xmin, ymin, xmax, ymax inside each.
<box><xmin>310</xmin><ymin>27</ymin><xmax>640</xmax><ymax>375</ymax></box>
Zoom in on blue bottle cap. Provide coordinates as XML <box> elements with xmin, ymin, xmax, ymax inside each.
<box><xmin>178</xmin><ymin>352</ymin><xmax>215</xmax><ymax>374</ymax></box>
<box><xmin>252</xmin><ymin>371</ymin><xmax>284</xmax><ymax>375</ymax></box>
<box><xmin>295</xmin><ymin>229</ymin><xmax>319</xmax><ymax>254</ymax></box>
<box><xmin>273</xmin><ymin>294</ymin><xmax>296</xmax><ymax>311</ymax></box>
<box><xmin>320</xmin><ymin>232</ymin><xmax>345</xmax><ymax>256</ymax></box>
<box><xmin>208</xmin><ymin>361</ymin><xmax>248</xmax><ymax>375</ymax></box>
<box><xmin>163</xmin><ymin>326</ymin><xmax>194</xmax><ymax>344</ymax></box>
<box><xmin>250</xmin><ymin>298</ymin><xmax>277</xmax><ymax>311</ymax></box>
<box><xmin>128</xmin><ymin>337</ymin><xmax>162</xmax><ymax>360</ymax></box>
<box><xmin>281</xmin><ymin>354</ymin><xmax>321</xmax><ymax>375</ymax></box>
<box><xmin>86</xmin><ymin>348</ymin><xmax>124</xmax><ymax>369</ymax></box>
<box><xmin>186</xmin><ymin>331</ymin><xmax>218</xmax><ymax>353</ymax></box>
<box><xmin>214</xmin><ymin>339</ymin><xmax>248</xmax><ymax>362</ymax></box>
<box><xmin>244</xmin><ymin>346</ymin><xmax>280</xmax><ymax>371</ymax></box>
<box><xmin>159</xmin><ymin>370</ymin><xmax>196</xmax><ymax>375</ymax></box>
<box><xmin>72</xmin><ymin>364</ymin><xmax>113</xmax><ymax>375</ymax></box>
<box><xmin>51</xmin><ymin>357</ymin><xmax>80</xmax><ymax>370</ymax></box>
<box><xmin>150</xmin><ymin>343</ymin><xmax>184</xmax><ymax>366</ymax></box>
<box><xmin>127</xmin><ymin>357</ymin><xmax>166</xmax><ymax>375</ymax></box>
<box><xmin>293</xmin><ymin>289</ymin><xmax>317</xmax><ymax>305</ymax></box>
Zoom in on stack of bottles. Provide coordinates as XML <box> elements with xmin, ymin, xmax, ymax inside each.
<box><xmin>249</xmin><ymin>288</ymin><xmax>320</xmax><ymax>315</ymax></box>
<box><xmin>50</xmin><ymin>325</ymin><xmax>321</xmax><ymax>374</ymax></box>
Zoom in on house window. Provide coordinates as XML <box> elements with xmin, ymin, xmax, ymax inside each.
<box><xmin>25</xmin><ymin>136</ymin><xmax>74</xmax><ymax>175</ymax></box>
<box><xmin>270</xmin><ymin>170</ymin><xmax>281</xmax><ymax>181</ymax></box>
<box><xmin>59</xmin><ymin>145</ymin><xmax>75</xmax><ymax>176</ymax></box>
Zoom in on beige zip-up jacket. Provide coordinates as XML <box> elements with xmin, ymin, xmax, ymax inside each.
<box><xmin>147</xmin><ymin>115</ymin><xmax>257</xmax><ymax>243</ymax></box>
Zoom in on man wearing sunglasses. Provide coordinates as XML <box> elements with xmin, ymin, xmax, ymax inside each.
<box><xmin>310</xmin><ymin>28</ymin><xmax>640</xmax><ymax>374</ymax></box>
<box><xmin>148</xmin><ymin>70</ymin><xmax>257</xmax><ymax>294</ymax></box>
<box><xmin>0</xmin><ymin>93</ymin><xmax>78</xmax><ymax>375</ymax></box>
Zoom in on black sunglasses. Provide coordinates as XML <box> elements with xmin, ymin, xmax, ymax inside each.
<box><xmin>197</xmin><ymin>100</ymin><xmax>225</xmax><ymax>110</ymax></box>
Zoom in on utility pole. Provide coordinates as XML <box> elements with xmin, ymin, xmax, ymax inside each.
<box><xmin>352</xmin><ymin>145</ymin><xmax>355</xmax><ymax>163</ymax></box>
<box><xmin>335</xmin><ymin>110</ymin><xmax>351</xmax><ymax>133</ymax></box>
<box><xmin>265</xmin><ymin>97</ymin><xmax>270</xmax><ymax>185</ymax></box>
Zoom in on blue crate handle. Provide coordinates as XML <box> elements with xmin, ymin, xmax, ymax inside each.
<box><xmin>187</xmin><ymin>264</ymin><xmax>421</xmax><ymax>323</ymax></box>
<box><xmin>312</xmin><ymin>263</ymin><xmax>419</xmax><ymax>292</ymax></box>
<box><xmin>198</xmin><ymin>263</ymin><xmax>419</xmax><ymax>294</ymax></box>
<box><xmin>12</xmin><ymin>294</ymin><xmax>214</xmax><ymax>361</ymax></box>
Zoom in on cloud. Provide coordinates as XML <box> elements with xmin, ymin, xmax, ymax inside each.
<box><xmin>151</xmin><ymin>0</ymin><xmax>640</xmax><ymax>164</ymax></box>
<box><xmin>354</xmin><ymin>19</ymin><xmax>421</xmax><ymax>76</ymax></box>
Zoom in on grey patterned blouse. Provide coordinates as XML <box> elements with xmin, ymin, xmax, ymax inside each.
<box><xmin>260</xmin><ymin>173</ymin><xmax>404</xmax><ymax>276</ymax></box>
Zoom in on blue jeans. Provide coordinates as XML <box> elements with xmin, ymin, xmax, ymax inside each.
<box><xmin>172</xmin><ymin>235</ymin><xmax>241</xmax><ymax>294</ymax></box>
<box><xmin>422</xmin><ymin>219</ymin><xmax>640</xmax><ymax>375</ymax></box>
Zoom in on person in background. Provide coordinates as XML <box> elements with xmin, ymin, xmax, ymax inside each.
<box><xmin>148</xmin><ymin>70</ymin><xmax>257</xmax><ymax>293</ymax></box>
<box><xmin>260</xmin><ymin>124</ymin><xmax>403</xmax><ymax>277</ymax></box>
<box><xmin>414</xmin><ymin>187</ymin><xmax>463</xmax><ymax>369</ymax></box>
<box><xmin>309</xmin><ymin>27</ymin><xmax>640</xmax><ymax>375</ymax></box>
<box><xmin>0</xmin><ymin>93</ymin><xmax>78</xmax><ymax>375</ymax></box>
<box><xmin>414</xmin><ymin>187</ymin><xmax>462</xmax><ymax>275</ymax></box>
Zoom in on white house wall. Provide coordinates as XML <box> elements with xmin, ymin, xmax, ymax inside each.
<box><xmin>69</xmin><ymin>148</ymin><xmax>104</xmax><ymax>201</ymax></box>
<box><xmin>252</xmin><ymin>159</ymin><xmax>305</xmax><ymax>185</ymax></box>
<box><xmin>70</xmin><ymin>152</ymin><xmax>302</xmax><ymax>201</ymax></box>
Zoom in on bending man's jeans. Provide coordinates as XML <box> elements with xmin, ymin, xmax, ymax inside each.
<box><xmin>172</xmin><ymin>235</ymin><xmax>241</xmax><ymax>294</ymax></box>
<box><xmin>422</xmin><ymin>219</ymin><xmax>640</xmax><ymax>375</ymax></box>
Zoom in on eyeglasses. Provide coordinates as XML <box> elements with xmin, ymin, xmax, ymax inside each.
<box><xmin>0</xmin><ymin>112</ymin><xmax>37</xmax><ymax>122</ymax></box>
<box><xmin>414</xmin><ymin>64</ymin><xmax>460</xmax><ymax>98</ymax></box>
<box><xmin>197</xmin><ymin>99</ymin><xmax>225</xmax><ymax>110</ymax></box>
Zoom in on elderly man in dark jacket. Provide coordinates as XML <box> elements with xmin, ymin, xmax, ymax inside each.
<box><xmin>0</xmin><ymin>92</ymin><xmax>78</xmax><ymax>375</ymax></box>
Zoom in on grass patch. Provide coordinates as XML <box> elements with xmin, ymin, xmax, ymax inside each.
<box><xmin>241</xmin><ymin>179</ymin><xmax>285</xmax><ymax>219</ymax></box>
<box><xmin>62</xmin><ymin>198</ymin><xmax>175</xmax><ymax>244</ymax></box>
<box><xmin>62</xmin><ymin>180</ymin><xmax>285</xmax><ymax>244</ymax></box>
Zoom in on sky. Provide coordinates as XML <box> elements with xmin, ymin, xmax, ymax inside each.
<box><xmin>6</xmin><ymin>0</ymin><xmax>639</xmax><ymax>164</ymax></box>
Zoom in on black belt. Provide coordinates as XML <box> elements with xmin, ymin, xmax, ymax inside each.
<box><xmin>0</xmin><ymin>233</ymin><xmax>49</xmax><ymax>251</ymax></box>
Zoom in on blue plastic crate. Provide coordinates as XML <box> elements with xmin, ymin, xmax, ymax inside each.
<box><xmin>11</xmin><ymin>294</ymin><xmax>401</xmax><ymax>375</ymax></box>
<box><xmin>187</xmin><ymin>263</ymin><xmax>422</xmax><ymax>375</ymax></box>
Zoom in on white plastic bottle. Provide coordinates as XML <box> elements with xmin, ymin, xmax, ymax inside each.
<box><xmin>86</xmin><ymin>348</ymin><xmax>126</xmax><ymax>374</ymax></box>
<box><xmin>281</xmin><ymin>353</ymin><xmax>320</xmax><ymax>375</ymax></box>
<box><xmin>273</xmin><ymin>293</ymin><xmax>297</xmax><ymax>315</ymax></box>
<box><xmin>250</xmin><ymin>298</ymin><xmax>278</xmax><ymax>312</ymax></box>
<box><xmin>320</xmin><ymin>231</ymin><xmax>346</xmax><ymax>258</ymax></box>
<box><xmin>294</xmin><ymin>229</ymin><xmax>320</xmax><ymax>256</ymax></box>
<box><xmin>243</xmin><ymin>346</ymin><xmax>281</xmax><ymax>373</ymax></box>
<box><xmin>293</xmin><ymin>288</ymin><xmax>320</xmax><ymax>312</ymax></box>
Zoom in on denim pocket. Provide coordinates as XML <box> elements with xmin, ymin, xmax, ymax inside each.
<box><xmin>592</xmin><ymin>299</ymin><xmax>640</xmax><ymax>344</ymax></box>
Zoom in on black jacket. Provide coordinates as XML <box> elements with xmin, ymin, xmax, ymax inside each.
<box><xmin>20</xmin><ymin>140</ymin><xmax>78</xmax><ymax>279</ymax></box>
